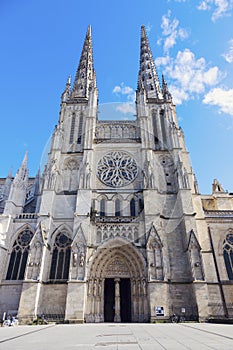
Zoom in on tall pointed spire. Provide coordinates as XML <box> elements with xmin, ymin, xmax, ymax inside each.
<box><xmin>137</xmin><ymin>25</ymin><xmax>163</xmax><ymax>99</ymax></box>
<box><xmin>71</xmin><ymin>25</ymin><xmax>96</xmax><ymax>100</ymax></box>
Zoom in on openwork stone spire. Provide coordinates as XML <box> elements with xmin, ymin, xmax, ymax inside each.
<box><xmin>71</xmin><ymin>25</ymin><xmax>96</xmax><ymax>99</ymax></box>
<box><xmin>11</xmin><ymin>151</ymin><xmax>28</xmax><ymax>191</ymax></box>
<box><xmin>137</xmin><ymin>26</ymin><xmax>163</xmax><ymax>99</ymax></box>
<box><xmin>162</xmin><ymin>74</ymin><xmax>172</xmax><ymax>101</ymax></box>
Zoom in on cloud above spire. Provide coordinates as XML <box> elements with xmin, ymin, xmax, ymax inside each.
<box><xmin>158</xmin><ymin>10</ymin><xmax>188</xmax><ymax>53</ymax></box>
<box><xmin>170</xmin><ymin>0</ymin><xmax>233</xmax><ymax>22</ymax></box>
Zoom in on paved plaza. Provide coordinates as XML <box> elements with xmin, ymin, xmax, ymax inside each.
<box><xmin>0</xmin><ymin>323</ymin><xmax>233</xmax><ymax>350</ymax></box>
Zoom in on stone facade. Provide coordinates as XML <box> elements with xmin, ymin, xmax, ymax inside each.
<box><xmin>0</xmin><ymin>26</ymin><xmax>232</xmax><ymax>324</ymax></box>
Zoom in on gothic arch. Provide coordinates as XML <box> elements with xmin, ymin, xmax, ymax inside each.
<box><xmin>222</xmin><ymin>230</ymin><xmax>233</xmax><ymax>280</ymax></box>
<box><xmin>48</xmin><ymin>224</ymin><xmax>72</xmax><ymax>281</ymax></box>
<box><xmin>112</xmin><ymin>193</ymin><xmax>124</xmax><ymax>201</ymax></box>
<box><xmin>50</xmin><ymin>224</ymin><xmax>73</xmax><ymax>245</ymax></box>
<box><xmin>6</xmin><ymin>225</ymin><xmax>34</xmax><ymax>280</ymax></box>
<box><xmin>88</xmin><ymin>237</ymin><xmax>146</xmax><ymax>279</ymax></box>
<box><xmin>8</xmin><ymin>224</ymin><xmax>35</xmax><ymax>247</ymax></box>
<box><xmin>97</xmin><ymin>194</ymin><xmax>108</xmax><ymax>202</ymax></box>
<box><xmin>217</xmin><ymin>228</ymin><xmax>233</xmax><ymax>256</ymax></box>
<box><xmin>86</xmin><ymin>237</ymin><xmax>148</xmax><ymax>323</ymax></box>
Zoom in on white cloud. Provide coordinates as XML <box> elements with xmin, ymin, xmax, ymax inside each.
<box><xmin>159</xmin><ymin>11</ymin><xmax>188</xmax><ymax>53</ymax></box>
<box><xmin>116</xmin><ymin>102</ymin><xmax>136</xmax><ymax>115</ymax></box>
<box><xmin>156</xmin><ymin>48</ymin><xmax>222</xmax><ymax>104</ymax></box>
<box><xmin>146</xmin><ymin>23</ymin><xmax>152</xmax><ymax>34</ymax></box>
<box><xmin>113</xmin><ymin>83</ymin><xmax>135</xmax><ymax>101</ymax></box>
<box><xmin>155</xmin><ymin>56</ymin><xmax>171</xmax><ymax>66</ymax></box>
<box><xmin>203</xmin><ymin>87</ymin><xmax>233</xmax><ymax>115</ymax></box>
<box><xmin>222</xmin><ymin>39</ymin><xmax>233</xmax><ymax>63</ymax></box>
<box><xmin>197</xmin><ymin>0</ymin><xmax>233</xmax><ymax>21</ymax></box>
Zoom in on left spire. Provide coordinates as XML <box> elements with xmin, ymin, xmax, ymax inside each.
<box><xmin>71</xmin><ymin>25</ymin><xmax>96</xmax><ymax>100</ymax></box>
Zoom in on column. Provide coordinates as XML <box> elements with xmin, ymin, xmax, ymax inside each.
<box><xmin>114</xmin><ymin>278</ymin><xmax>121</xmax><ymax>322</ymax></box>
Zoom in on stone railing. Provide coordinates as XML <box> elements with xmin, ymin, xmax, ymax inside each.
<box><xmin>15</xmin><ymin>213</ymin><xmax>38</xmax><ymax>220</ymax></box>
<box><xmin>204</xmin><ymin>210</ymin><xmax>233</xmax><ymax>218</ymax></box>
<box><xmin>94</xmin><ymin>216</ymin><xmax>137</xmax><ymax>223</ymax></box>
<box><xmin>95</xmin><ymin>121</ymin><xmax>141</xmax><ymax>142</ymax></box>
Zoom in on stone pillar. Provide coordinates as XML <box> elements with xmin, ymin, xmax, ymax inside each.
<box><xmin>114</xmin><ymin>278</ymin><xmax>121</xmax><ymax>322</ymax></box>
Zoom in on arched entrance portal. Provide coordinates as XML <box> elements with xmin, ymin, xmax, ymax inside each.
<box><xmin>85</xmin><ymin>238</ymin><xmax>149</xmax><ymax>323</ymax></box>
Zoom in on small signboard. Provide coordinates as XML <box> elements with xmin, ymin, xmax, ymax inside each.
<box><xmin>155</xmin><ymin>306</ymin><xmax>164</xmax><ymax>316</ymax></box>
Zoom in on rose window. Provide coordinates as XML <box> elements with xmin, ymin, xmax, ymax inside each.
<box><xmin>97</xmin><ymin>151</ymin><xmax>138</xmax><ymax>187</ymax></box>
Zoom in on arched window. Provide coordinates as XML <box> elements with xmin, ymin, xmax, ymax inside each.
<box><xmin>100</xmin><ymin>199</ymin><xmax>106</xmax><ymax>217</ymax></box>
<box><xmin>223</xmin><ymin>234</ymin><xmax>233</xmax><ymax>280</ymax></box>
<box><xmin>152</xmin><ymin>111</ymin><xmax>159</xmax><ymax>145</ymax></box>
<box><xmin>49</xmin><ymin>231</ymin><xmax>72</xmax><ymax>281</ymax></box>
<box><xmin>6</xmin><ymin>229</ymin><xmax>33</xmax><ymax>280</ymax></box>
<box><xmin>69</xmin><ymin>113</ymin><xmax>76</xmax><ymax>144</ymax></box>
<box><xmin>130</xmin><ymin>198</ymin><xmax>136</xmax><ymax>216</ymax></box>
<box><xmin>115</xmin><ymin>199</ymin><xmax>121</xmax><ymax>217</ymax></box>
<box><xmin>77</xmin><ymin>113</ymin><xmax>83</xmax><ymax>144</ymax></box>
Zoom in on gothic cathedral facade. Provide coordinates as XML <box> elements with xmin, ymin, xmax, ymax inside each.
<box><xmin>0</xmin><ymin>26</ymin><xmax>233</xmax><ymax>323</ymax></box>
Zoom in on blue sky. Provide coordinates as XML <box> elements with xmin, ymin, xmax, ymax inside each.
<box><xmin>0</xmin><ymin>0</ymin><xmax>233</xmax><ymax>194</ymax></box>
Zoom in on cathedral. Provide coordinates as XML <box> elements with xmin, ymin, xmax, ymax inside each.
<box><xmin>0</xmin><ymin>26</ymin><xmax>232</xmax><ymax>324</ymax></box>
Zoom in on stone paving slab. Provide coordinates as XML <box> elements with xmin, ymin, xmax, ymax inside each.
<box><xmin>0</xmin><ymin>323</ymin><xmax>233</xmax><ymax>350</ymax></box>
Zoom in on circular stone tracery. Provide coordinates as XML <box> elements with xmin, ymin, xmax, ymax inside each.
<box><xmin>97</xmin><ymin>151</ymin><xmax>138</xmax><ymax>187</ymax></box>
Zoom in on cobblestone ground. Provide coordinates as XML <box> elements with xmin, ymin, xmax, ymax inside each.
<box><xmin>0</xmin><ymin>323</ymin><xmax>233</xmax><ymax>350</ymax></box>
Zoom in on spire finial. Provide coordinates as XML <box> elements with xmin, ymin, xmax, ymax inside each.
<box><xmin>71</xmin><ymin>25</ymin><xmax>96</xmax><ymax>100</ymax></box>
<box><xmin>137</xmin><ymin>25</ymin><xmax>163</xmax><ymax>99</ymax></box>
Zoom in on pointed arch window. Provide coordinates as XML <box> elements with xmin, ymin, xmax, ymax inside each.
<box><xmin>223</xmin><ymin>234</ymin><xmax>233</xmax><ymax>280</ymax></box>
<box><xmin>152</xmin><ymin>111</ymin><xmax>159</xmax><ymax>145</ymax></box>
<box><xmin>100</xmin><ymin>198</ymin><xmax>106</xmax><ymax>217</ymax></box>
<box><xmin>77</xmin><ymin>113</ymin><xmax>84</xmax><ymax>144</ymax></box>
<box><xmin>115</xmin><ymin>199</ymin><xmax>121</xmax><ymax>217</ymax></box>
<box><xmin>69</xmin><ymin>113</ymin><xmax>76</xmax><ymax>144</ymax></box>
<box><xmin>130</xmin><ymin>198</ymin><xmax>136</xmax><ymax>216</ymax></box>
<box><xmin>6</xmin><ymin>229</ymin><xmax>33</xmax><ymax>280</ymax></box>
<box><xmin>49</xmin><ymin>231</ymin><xmax>72</xmax><ymax>281</ymax></box>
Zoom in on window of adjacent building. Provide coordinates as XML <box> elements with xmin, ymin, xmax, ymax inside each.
<box><xmin>223</xmin><ymin>234</ymin><xmax>233</xmax><ymax>280</ymax></box>
<box><xmin>6</xmin><ymin>229</ymin><xmax>33</xmax><ymax>280</ymax></box>
<box><xmin>49</xmin><ymin>231</ymin><xmax>72</xmax><ymax>281</ymax></box>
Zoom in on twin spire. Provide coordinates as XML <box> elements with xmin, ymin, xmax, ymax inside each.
<box><xmin>62</xmin><ymin>25</ymin><xmax>172</xmax><ymax>102</ymax></box>
<box><xmin>137</xmin><ymin>26</ymin><xmax>163</xmax><ymax>99</ymax></box>
<box><xmin>62</xmin><ymin>26</ymin><xmax>96</xmax><ymax>102</ymax></box>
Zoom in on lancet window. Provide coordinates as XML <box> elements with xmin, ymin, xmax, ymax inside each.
<box><xmin>223</xmin><ymin>234</ymin><xmax>233</xmax><ymax>280</ymax></box>
<box><xmin>69</xmin><ymin>113</ymin><xmax>76</xmax><ymax>144</ymax></box>
<box><xmin>77</xmin><ymin>113</ymin><xmax>84</xmax><ymax>144</ymax></box>
<box><xmin>49</xmin><ymin>231</ymin><xmax>72</xmax><ymax>281</ymax></box>
<box><xmin>130</xmin><ymin>198</ymin><xmax>136</xmax><ymax>216</ymax></box>
<box><xmin>6</xmin><ymin>229</ymin><xmax>33</xmax><ymax>280</ymax></box>
<box><xmin>115</xmin><ymin>199</ymin><xmax>121</xmax><ymax>217</ymax></box>
<box><xmin>100</xmin><ymin>199</ymin><xmax>106</xmax><ymax>217</ymax></box>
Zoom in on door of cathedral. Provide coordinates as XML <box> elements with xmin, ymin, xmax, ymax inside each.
<box><xmin>104</xmin><ymin>278</ymin><xmax>115</xmax><ymax>322</ymax></box>
<box><xmin>86</xmin><ymin>238</ymin><xmax>148</xmax><ymax>323</ymax></box>
<box><xmin>120</xmin><ymin>278</ymin><xmax>131</xmax><ymax>322</ymax></box>
<box><xmin>104</xmin><ymin>278</ymin><xmax>131</xmax><ymax>322</ymax></box>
